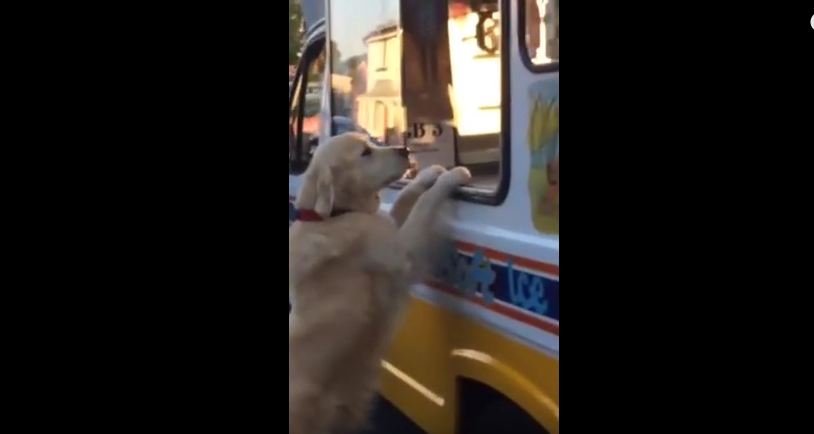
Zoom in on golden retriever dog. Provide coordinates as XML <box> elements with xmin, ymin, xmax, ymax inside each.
<box><xmin>289</xmin><ymin>132</ymin><xmax>471</xmax><ymax>434</ymax></box>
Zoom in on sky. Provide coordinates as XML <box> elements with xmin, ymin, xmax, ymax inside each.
<box><xmin>329</xmin><ymin>0</ymin><xmax>399</xmax><ymax>59</ymax></box>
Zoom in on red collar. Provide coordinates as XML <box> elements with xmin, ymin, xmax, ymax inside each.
<box><xmin>294</xmin><ymin>208</ymin><xmax>351</xmax><ymax>222</ymax></box>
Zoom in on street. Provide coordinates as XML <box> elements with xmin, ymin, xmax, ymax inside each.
<box><xmin>356</xmin><ymin>396</ymin><xmax>424</xmax><ymax>434</ymax></box>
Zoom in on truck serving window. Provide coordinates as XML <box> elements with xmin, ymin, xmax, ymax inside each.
<box><xmin>442</xmin><ymin>0</ymin><xmax>504</xmax><ymax>197</ymax></box>
<box><xmin>329</xmin><ymin>0</ymin><xmax>508</xmax><ymax>204</ymax></box>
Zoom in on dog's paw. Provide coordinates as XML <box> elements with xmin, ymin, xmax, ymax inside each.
<box><xmin>438</xmin><ymin>166</ymin><xmax>472</xmax><ymax>188</ymax></box>
<box><xmin>414</xmin><ymin>165</ymin><xmax>447</xmax><ymax>189</ymax></box>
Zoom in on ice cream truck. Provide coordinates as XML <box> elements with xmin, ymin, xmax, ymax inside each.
<box><xmin>289</xmin><ymin>0</ymin><xmax>559</xmax><ymax>432</ymax></box>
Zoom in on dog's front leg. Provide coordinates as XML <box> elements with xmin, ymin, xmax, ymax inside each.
<box><xmin>397</xmin><ymin>167</ymin><xmax>471</xmax><ymax>277</ymax></box>
<box><xmin>389</xmin><ymin>165</ymin><xmax>446</xmax><ymax>227</ymax></box>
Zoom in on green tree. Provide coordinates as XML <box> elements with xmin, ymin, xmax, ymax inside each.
<box><xmin>289</xmin><ymin>0</ymin><xmax>303</xmax><ymax>64</ymax></box>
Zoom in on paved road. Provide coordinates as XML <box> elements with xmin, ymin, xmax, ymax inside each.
<box><xmin>356</xmin><ymin>396</ymin><xmax>424</xmax><ymax>434</ymax></box>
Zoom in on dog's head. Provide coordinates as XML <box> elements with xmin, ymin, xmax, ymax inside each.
<box><xmin>295</xmin><ymin>132</ymin><xmax>410</xmax><ymax>218</ymax></box>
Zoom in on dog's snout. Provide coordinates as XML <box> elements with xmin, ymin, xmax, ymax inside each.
<box><xmin>394</xmin><ymin>147</ymin><xmax>409</xmax><ymax>158</ymax></box>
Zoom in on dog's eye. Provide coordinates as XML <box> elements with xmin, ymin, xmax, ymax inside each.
<box><xmin>361</xmin><ymin>147</ymin><xmax>372</xmax><ymax>157</ymax></box>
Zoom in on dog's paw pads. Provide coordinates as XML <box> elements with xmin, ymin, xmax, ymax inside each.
<box><xmin>439</xmin><ymin>166</ymin><xmax>472</xmax><ymax>186</ymax></box>
<box><xmin>415</xmin><ymin>165</ymin><xmax>447</xmax><ymax>188</ymax></box>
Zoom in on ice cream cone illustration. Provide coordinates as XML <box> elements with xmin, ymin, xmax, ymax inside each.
<box><xmin>527</xmin><ymin>83</ymin><xmax>559</xmax><ymax>234</ymax></box>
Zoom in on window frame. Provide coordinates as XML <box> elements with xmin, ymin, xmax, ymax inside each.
<box><xmin>518</xmin><ymin>0</ymin><xmax>559</xmax><ymax>73</ymax></box>
<box><xmin>289</xmin><ymin>57</ymin><xmax>306</xmax><ymax>173</ymax></box>
<box><xmin>288</xmin><ymin>36</ymin><xmax>327</xmax><ymax>175</ymax></box>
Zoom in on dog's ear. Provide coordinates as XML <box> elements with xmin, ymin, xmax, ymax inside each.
<box><xmin>295</xmin><ymin>164</ymin><xmax>334</xmax><ymax>219</ymax></box>
<box><xmin>312</xmin><ymin>165</ymin><xmax>334</xmax><ymax>218</ymax></box>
